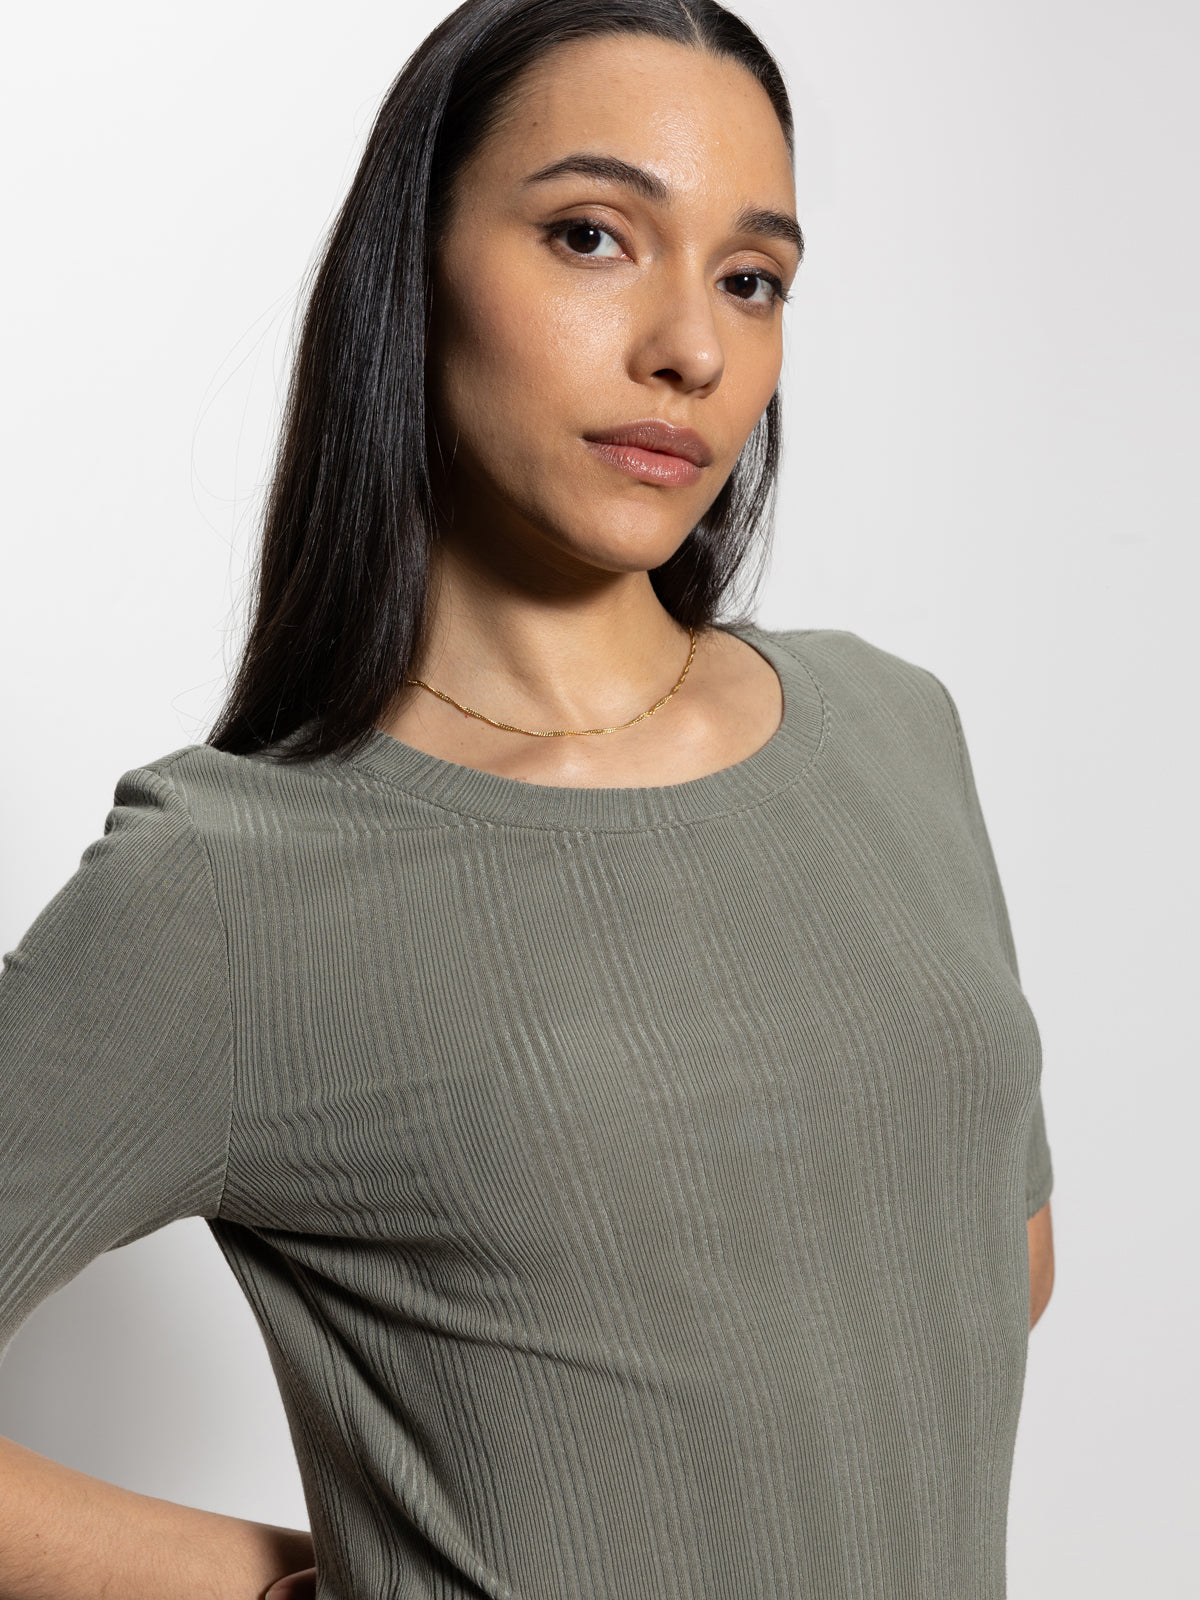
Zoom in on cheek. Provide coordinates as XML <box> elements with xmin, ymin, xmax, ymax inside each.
<box><xmin>749</xmin><ymin>350</ymin><xmax>783</xmax><ymax>433</ymax></box>
<box><xmin>432</xmin><ymin>258</ymin><xmax>621</xmax><ymax>462</ymax></box>
<box><xmin>726</xmin><ymin>317</ymin><xmax>783</xmax><ymax>414</ymax></box>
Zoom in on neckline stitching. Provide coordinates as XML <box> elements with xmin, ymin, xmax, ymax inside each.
<box><xmin>339</xmin><ymin>630</ymin><xmax>831</xmax><ymax>835</ymax></box>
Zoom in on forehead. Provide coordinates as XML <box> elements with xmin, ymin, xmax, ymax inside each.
<box><xmin>473</xmin><ymin>33</ymin><xmax>794</xmax><ymax>211</ymax></box>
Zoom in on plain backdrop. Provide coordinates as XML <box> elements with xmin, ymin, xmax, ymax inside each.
<box><xmin>1</xmin><ymin>0</ymin><xmax>1196</xmax><ymax>1591</ymax></box>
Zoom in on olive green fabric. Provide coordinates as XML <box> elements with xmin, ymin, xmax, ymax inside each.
<box><xmin>0</xmin><ymin>626</ymin><xmax>1052</xmax><ymax>1599</ymax></box>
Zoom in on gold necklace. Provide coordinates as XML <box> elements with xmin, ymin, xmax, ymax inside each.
<box><xmin>404</xmin><ymin>627</ymin><xmax>697</xmax><ymax>739</ymax></box>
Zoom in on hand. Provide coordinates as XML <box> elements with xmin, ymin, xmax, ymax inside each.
<box><xmin>265</xmin><ymin>1567</ymin><xmax>317</xmax><ymax>1600</ymax></box>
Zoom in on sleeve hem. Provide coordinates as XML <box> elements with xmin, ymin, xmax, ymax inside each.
<box><xmin>1026</xmin><ymin>1169</ymin><xmax>1054</xmax><ymax>1219</ymax></box>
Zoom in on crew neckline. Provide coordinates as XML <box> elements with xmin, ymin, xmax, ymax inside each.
<box><xmin>342</xmin><ymin>625</ymin><xmax>826</xmax><ymax>832</ymax></box>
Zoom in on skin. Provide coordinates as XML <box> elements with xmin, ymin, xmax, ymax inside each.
<box><xmin>0</xmin><ymin>31</ymin><xmax>1050</xmax><ymax>1600</ymax></box>
<box><xmin>382</xmin><ymin>33</ymin><xmax>802</xmax><ymax>787</ymax></box>
<box><xmin>0</xmin><ymin>1434</ymin><xmax>313</xmax><ymax>1600</ymax></box>
<box><xmin>1029</xmin><ymin>1199</ymin><xmax>1055</xmax><ymax>1329</ymax></box>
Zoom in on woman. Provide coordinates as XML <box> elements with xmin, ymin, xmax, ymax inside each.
<box><xmin>0</xmin><ymin>1</ymin><xmax>1054</xmax><ymax>1596</ymax></box>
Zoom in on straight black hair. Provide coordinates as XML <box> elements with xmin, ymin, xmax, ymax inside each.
<box><xmin>208</xmin><ymin>0</ymin><xmax>798</xmax><ymax>762</ymax></box>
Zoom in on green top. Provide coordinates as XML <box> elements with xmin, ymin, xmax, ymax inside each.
<box><xmin>0</xmin><ymin>626</ymin><xmax>1052</xmax><ymax>1599</ymax></box>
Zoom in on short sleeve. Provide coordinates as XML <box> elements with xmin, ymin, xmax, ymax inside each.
<box><xmin>926</xmin><ymin>673</ymin><xmax>1055</xmax><ymax>1221</ymax></box>
<box><xmin>0</xmin><ymin>761</ymin><xmax>234</xmax><ymax>1358</ymax></box>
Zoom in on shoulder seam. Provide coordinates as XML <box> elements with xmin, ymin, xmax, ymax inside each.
<box><xmin>912</xmin><ymin>666</ymin><xmax>973</xmax><ymax>812</ymax></box>
<box><xmin>149</xmin><ymin>763</ymin><xmax>238</xmax><ymax>1222</ymax></box>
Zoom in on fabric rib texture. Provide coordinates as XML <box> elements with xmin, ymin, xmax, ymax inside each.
<box><xmin>0</xmin><ymin>625</ymin><xmax>1052</xmax><ymax>1599</ymax></box>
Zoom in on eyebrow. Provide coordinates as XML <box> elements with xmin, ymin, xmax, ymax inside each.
<box><xmin>523</xmin><ymin>152</ymin><xmax>805</xmax><ymax>260</ymax></box>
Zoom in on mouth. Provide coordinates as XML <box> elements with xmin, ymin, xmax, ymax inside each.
<box><xmin>582</xmin><ymin>419</ymin><xmax>714</xmax><ymax>488</ymax></box>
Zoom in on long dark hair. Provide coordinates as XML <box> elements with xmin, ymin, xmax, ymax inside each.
<box><xmin>208</xmin><ymin>0</ymin><xmax>797</xmax><ymax>762</ymax></box>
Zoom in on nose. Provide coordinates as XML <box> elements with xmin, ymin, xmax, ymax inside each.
<box><xmin>627</xmin><ymin>269</ymin><xmax>725</xmax><ymax>397</ymax></box>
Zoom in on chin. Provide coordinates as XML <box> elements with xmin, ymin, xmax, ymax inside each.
<box><xmin>548</xmin><ymin>503</ymin><xmax>698</xmax><ymax>575</ymax></box>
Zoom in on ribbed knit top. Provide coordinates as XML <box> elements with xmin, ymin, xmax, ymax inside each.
<box><xmin>0</xmin><ymin>625</ymin><xmax>1052</xmax><ymax>1600</ymax></box>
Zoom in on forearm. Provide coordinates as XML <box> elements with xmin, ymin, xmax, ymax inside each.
<box><xmin>1027</xmin><ymin>1200</ymin><xmax>1055</xmax><ymax>1330</ymax></box>
<box><xmin>0</xmin><ymin>1434</ymin><xmax>312</xmax><ymax>1600</ymax></box>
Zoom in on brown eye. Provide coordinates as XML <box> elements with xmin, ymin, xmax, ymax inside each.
<box><xmin>719</xmin><ymin>270</ymin><xmax>785</xmax><ymax>308</ymax></box>
<box><xmin>726</xmin><ymin>273</ymin><xmax>761</xmax><ymax>299</ymax></box>
<box><xmin>550</xmin><ymin>219</ymin><xmax>625</xmax><ymax>260</ymax></box>
<box><xmin>564</xmin><ymin>224</ymin><xmax>605</xmax><ymax>254</ymax></box>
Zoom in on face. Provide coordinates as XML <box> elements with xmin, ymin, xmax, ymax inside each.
<box><xmin>427</xmin><ymin>33</ymin><xmax>801</xmax><ymax>582</ymax></box>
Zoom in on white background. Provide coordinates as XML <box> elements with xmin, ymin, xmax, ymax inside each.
<box><xmin>1</xmin><ymin>0</ymin><xmax>1195</xmax><ymax>1590</ymax></box>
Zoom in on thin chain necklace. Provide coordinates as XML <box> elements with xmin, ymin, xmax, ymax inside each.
<box><xmin>404</xmin><ymin>627</ymin><xmax>697</xmax><ymax>739</ymax></box>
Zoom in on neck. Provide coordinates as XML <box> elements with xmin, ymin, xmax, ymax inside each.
<box><xmin>408</xmin><ymin>536</ymin><xmax>694</xmax><ymax>730</ymax></box>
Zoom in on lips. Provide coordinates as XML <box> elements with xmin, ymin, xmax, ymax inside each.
<box><xmin>583</xmin><ymin>419</ymin><xmax>714</xmax><ymax>468</ymax></box>
<box><xmin>582</xmin><ymin>419</ymin><xmax>714</xmax><ymax>488</ymax></box>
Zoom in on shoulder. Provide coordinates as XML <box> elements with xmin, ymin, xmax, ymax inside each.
<box><xmin>8</xmin><ymin>740</ymin><xmax>372</xmax><ymax>983</ymax></box>
<box><xmin>754</xmin><ymin>625</ymin><xmax>967</xmax><ymax>776</ymax></box>
<box><xmin>763</xmin><ymin>626</ymin><xmax>953</xmax><ymax>714</ymax></box>
<box><xmin>5</xmin><ymin>750</ymin><xmax>242</xmax><ymax>997</ymax></box>
<box><xmin>33</xmin><ymin>744</ymin><xmax>300</xmax><ymax>944</ymax></box>
<box><xmin>67</xmin><ymin>751</ymin><xmax>206</xmax><ymax>902</ymax></box>
<box><xmin>80</xmin><ymin>746</ymin><xmax>246</xmax><ymax>883</ymax></box>
<box><xmin>113</xmin><ymin>738</ymin><xmax>397</xmax><ymax>843</ymax></box>
<box><xmin>105</xmin><ymin>738</ymin><xmax>454</xmax><ymax>891</ymax></box>
<box><xmin>752</xmin><ymin>624</ymin><xmax>979</xmax><ymax>800</ymax></box>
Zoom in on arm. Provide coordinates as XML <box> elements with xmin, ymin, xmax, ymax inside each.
<box><xmin>926</xmin><ymin>671</ymin><xmax>1057</xmax><ymax>1335</ymax></box>
<box><xmin>0</xmin><ymin>1434</ymin><xmax>313</xmax><ymax>1600</ymax></box>
<box><xmin>1027</xmin><ymin>1199</ymin><xmax>1055</xmax><ymax>1330</ymax></box>
<box><xmin>0</xmin><ymin>766</ymin><xmax>312</xmax><ymax>1600</ymax></box>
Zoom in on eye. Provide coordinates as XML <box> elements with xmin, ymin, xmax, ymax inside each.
<box><xmin>721</xmin><ymin>270</ymin><xmax>787</xmax><ymax>309</ymax></box>
<box><xmin>548</xmin><ymin>217</ymin><xmax>627</xmax><ymax>260</ymax></box>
